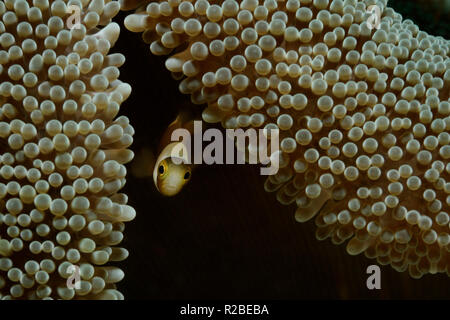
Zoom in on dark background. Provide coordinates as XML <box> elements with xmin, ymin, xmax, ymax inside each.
<box><xmin>113</xmin><ymin>1</ymin><xmax>450</xmax><ymax>299</ymax></box>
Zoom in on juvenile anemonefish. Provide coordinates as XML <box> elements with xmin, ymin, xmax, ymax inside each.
<box><xmin>131</xmin><ymin>111</ymin><xmax>195</xmax><ymax>196</ymax></box>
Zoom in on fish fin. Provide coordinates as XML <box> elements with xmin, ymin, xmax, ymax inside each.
<box><xmin>130</xmin><ymin>148</ymin><xmax>155</xmax><ymax>178</ymax></box>
<box><xmin>158</xmin><ymin>109</ymin><xmax>195</xmax><ymax>153</ymax></box>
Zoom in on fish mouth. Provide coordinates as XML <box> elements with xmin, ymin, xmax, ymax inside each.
<box><xmin>160</xmin><ymin>183</ymin><xmax>183</xmax><ymax>197</ymax></box>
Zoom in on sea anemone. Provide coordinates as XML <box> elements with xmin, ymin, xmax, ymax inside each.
<box><xmin>121</xmin><ymin>0</ymin><xmax>450</xmax><ymax>278</ymax></box>
<box><xmin>0</xmin><ymin>0</ymin><xmax>134</xmax><ymax>299</ymax></box>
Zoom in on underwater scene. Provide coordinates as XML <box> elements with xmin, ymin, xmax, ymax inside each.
<box><xmin>0</xmin><ymin>0</ymin><xmax>449</xmax><ymax>303</ymax></box>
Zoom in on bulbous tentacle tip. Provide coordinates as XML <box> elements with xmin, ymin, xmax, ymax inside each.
<box><xmin>202</xmin><ymin>107</ymin><xmax>224</xmax><ymax>124</ymax></box>
<box><xmin>124</xmin><ymin>13</ymin><xmax>152</xmax><ymax>32</ymax></box>
<box><xmin>116</xmin><ymin>204</ymin><xmax>136</xmax><ymax>222</ymax></box>
<box><xmin>264</xmin><ymin>177</ymin><xmax>282</xmax><ymax>193</ymax></box>
<box><xmin>116</xmin><ymin>82</ymin><xmax>133</xmax><ymax>101</ymax></box>
<box><xmin>408</xmin><ymin>264</ymin><xmax>424</xmax><ymax>279</ymax></box>
<box><xmin>295</xmin><ymin>191</ymin><xmax>331</xmax><ymax>223</ymax></box>
<box><xmin>315</xmin><ymin>225</ymin><xmax>334</xmax><ymax>241</ymax></box>
<box><xmin>0</xmin><ymin>239</ymin><xmax>13</xmax><ymax>257</ymax></box>
<box><xmin>96</xmin><ymin>21</ymin><xmax>121</xmax><ymax>46</ymax></box>
<box><xmin>93</xmin><ymin>288</ymin><xmax>125</xmax><ymax>300</ymax></box>
<box><xmin>346</xmin><ymin>237</ymin><xmax>372</xmax><ymax>256</ymax></box>
<box><xmin>165</xmin><ymin>57</ymin><xmax>185</xmax><ymax>73</ymax></box>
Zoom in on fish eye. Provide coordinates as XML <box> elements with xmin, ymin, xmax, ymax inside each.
<box><xmin>184</xmin><ymin>171</ymin><xmax>190</xmax><ymax>180</ymax></box>
<box><xmin>157</xmin><ymin>160</ymin><xmax>169</xmax><ymax>177</ymax></box>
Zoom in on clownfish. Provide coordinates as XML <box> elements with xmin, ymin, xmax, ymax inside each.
<box><xmin>131</xmin><ymin>111</ymin><xmax>195</xmax><ymax>196</ymax></box>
